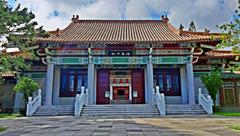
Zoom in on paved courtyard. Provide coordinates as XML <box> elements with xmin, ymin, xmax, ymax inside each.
<box><xmin>0</xmin><ymin>116</ymin><xmax>240</xmax><ymax>136</ymax></box>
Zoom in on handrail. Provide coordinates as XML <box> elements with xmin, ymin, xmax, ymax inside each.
<box><xmin>155</xmin><ymin>86</ymin><xmax>166</xmax><ymax>116</ymax></box>
<box><xmin>26</xmin><ymin>89</ymin><xmax>42</xmax><ymax>116</ymax></box>
<box><xmin>198</xmin><ymin>88</ymin><xmax>214</xmax><ymax>114</ymax></box>
<box><xmin>74</xmin><ymin>87</ymin><xmax>88</xmax><ymax>117</ymax></box>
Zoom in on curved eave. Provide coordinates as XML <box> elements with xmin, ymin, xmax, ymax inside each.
<box><xmin>36</xmin><ymin>38</ymin><xmax>220</xmax><ymax>45</ymax></box>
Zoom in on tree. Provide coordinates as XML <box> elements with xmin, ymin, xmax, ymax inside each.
<box><xmin>0</xmin><ymin>0</ymin><xmax>48</xmax><ymax>79</ymax></box>
<box><xmin>201</xmin><ymin>70</ymin><xmax>223</xmax><ymax>104</ymax></box>
<box><xmin>217</xmin><ymin>1</ymin><xmax>240</xmax><ymax>54</ymax></box>
<box><xmin>13</xmin><ymin>77</ymin><xmax>39</xmax><ymax>103</ymax></box>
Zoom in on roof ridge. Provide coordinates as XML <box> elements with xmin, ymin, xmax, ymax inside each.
<box><xmin>165</xmin><ymin>21</ymin><xmax>180</xmax><ymax>35</ymax></box>
<box><xmin>180</xmin><ymin>30</ymin><xmax>222</xmax><ymax>35</ymax></box>
<box><xmin>75</xmin><ymin>19</ymin><xmax>165</xmax><ymax>23</ymax></box>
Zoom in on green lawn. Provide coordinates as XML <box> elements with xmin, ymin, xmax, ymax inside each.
<box><xmin>229</xmin><ymin>124</ymin><xmax>240</xmax><ymax>131</ymax></box>
<box><xmin>0</xmin><ymin>113</ymin><xmax>21</xmax><ymax>119</ymax></box>
<box><xmin>0</xmin><ymin>126</ymin><xmax>7</xmax><ymax>132</ymax></box>
<box><xmin>214</xmin><ymin>112</ymin><xmax>240</xmax><ymax>116</ymax></box>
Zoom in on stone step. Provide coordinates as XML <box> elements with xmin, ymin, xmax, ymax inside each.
<box><xmin>33</xmin><ymin>105</ymin><xmax>75</xmax><ymax>116</ymax></box>
<box><xmin>165</xmin><ymin>104</ymin><xmax>206</xmax><ymax>115</ymax></box>
<box><xmin>81</xmin><ymin>104</ymin><xmax>159</xmax><ymax>117</ymax></box>
<box><xmin>81</xmin><ymin>113</ymin><xmax>160</xmax><ymax>116</ymax></box>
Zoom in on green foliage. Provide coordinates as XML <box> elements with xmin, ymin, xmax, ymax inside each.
<box><xmin>229</xmin><ymin>124</ymin><xmax>240</xmax><ymax>131</ymax></box>
<box><xmin>0</xmin><ymin>126</ymin><xmax>6</xmax><ymax>132</ymax></box>
<box><xmin>201</xmin><ymin>70</ymin><xmax>223</xmax><ymax>103</ymax></box>
<box><xmin>0</xmin><ymin>0</ymin><xmax>48</xmax><ymax>76</ymax></box>
<box><xmin>214</xmin><ymin>112</ymin><xmax>240</xmax><ymax>117</ymax></box>
<box><xmin>227</xmin><ymin>64</ymin><xmax>240</xmax><ymax>72</ymax></box>
<box><xmin>13</xmin><ymin>77</ymin><xmax>39</xmax><ymax>103</ymax></box>
<box><xmin>0</xmin><ymin>113</ymin><xmax>21</xmax><ymax>119</ymax></box>
<box><xmin>217</xmin><ymin>2</ymin><xmax>240</xmax><ymax>54</ymax></box>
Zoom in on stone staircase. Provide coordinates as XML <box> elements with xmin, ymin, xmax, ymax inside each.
<box><xmin>33</xmin><ymin>105</ymin><xmax>74</xmax><ymax>116</ymax></box>
<box><xmin>32</xmin><ymin>104</ymin><xmax>207</xmax><ymax>116</ymax></box>
<box><xmin>166</xmin><ymin>104</ymin><xmax>207</xmax><ymax>115</ymax></box>
<box><xmin>81</xmin><ymin>104</ymin><xmax>160</xmax><ymax>117</ymax></box>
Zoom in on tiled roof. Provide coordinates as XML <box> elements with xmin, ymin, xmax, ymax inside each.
<box><xmin>38</xmin><ymin>18</ymin><xmax>222</xmax><ymax>44</ymax></box>
<box><xmin>222</xmin><ymin>71</ymin><xmax>240</xmax><ymax>79</ymax></box>
<box><xmin>180</xmin><ymin>31</ymin><xmax>222</xmax><ymax>42</ymax></box>
<box><xmin>205</xmin><ymin>50</ymin><xmax>239</xmax><ymax>58</ymax></box>
<box><xmin>1</xmin><ymin>71</ymin><xmax>15</xmax><ymax>77</ymax></box>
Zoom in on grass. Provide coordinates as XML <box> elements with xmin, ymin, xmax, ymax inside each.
<box><xmin>0</xmin><ymin>113</ymin><xmax>22</xmax><ymax>119</ymax></box>
<box><xmin>229</xmin><ymin>124</ymin><xmax>240</xmax><ymax>131</ymax></box>
<box><xmin>214</xmin><ymin>112</ymin><xmax>240</xmax><ymax>117</ymax></box>
<box><xmin>0</xmin><ymin>126</ymin><xmax>7</xmax><ymax>132</ymax></box>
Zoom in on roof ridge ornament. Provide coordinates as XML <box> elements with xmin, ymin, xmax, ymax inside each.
<box><xmin>71</xmin><ymin>15</ymin><xmax>79</xmax><ymax>23</ymax></box>
<box><xmin>161</xmin><ymin>15</ymin><xmax>169</xmax><ymax>23</ymax></box>
<box><xmin>179</xmin><ymin>24</ymin><xmax>184</xmax><ymax>31</ymax></box>
<box><xmin>56</xmin><ymin>28</ymin><xmax>60</xmax><ymax>36</ymax></box>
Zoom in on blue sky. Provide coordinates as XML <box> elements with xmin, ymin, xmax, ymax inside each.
<box><xmin>7</xmin><ymin>0</ymin><xmax>238</xmax><ymax>31</ymax></box>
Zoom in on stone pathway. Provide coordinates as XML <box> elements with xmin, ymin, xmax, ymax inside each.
<box><xmin>0</xmin><ymin>116</ymin><xmax>239</xmax><ymax>136</ymax></box>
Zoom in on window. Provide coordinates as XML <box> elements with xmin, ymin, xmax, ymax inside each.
<box><xmin>153</xmin><ymin>68</ymin><xmax>181</xmax><ymax>96</ymax></box>
<box><xmin>60</xmin><ymin>69</ymin><xmax>87</xmax><ymax>97</ymax></box>
<box><xmin>158</xmin><ymin>74</ymin><xmax>164</xmax><ymax>92</ymax></box>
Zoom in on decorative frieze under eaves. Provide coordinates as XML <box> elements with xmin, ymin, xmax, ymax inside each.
<box><xmin>46</xmin><ymin>56</ymin><xmax>192</xmax><ymax>65</ymax></box>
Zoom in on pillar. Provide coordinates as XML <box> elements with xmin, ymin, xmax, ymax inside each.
<box><xmin>180</xmin><ymin>65</ymin><xmax>188</xmax><ymax>104</ymax></box>
<box><xmin>146</xmin><ymin>55</ymin><xmax>154</xmax><ymax>104</ymax></box>
<box><xmin>53</xmin><ymin>67</ymin><xmax>60</xmax><ymax>105</ymax></box>
<box><xmin>144</xmin><ymin>68</ymin><xmax>148</xmax><ymax>103</ymax></box>
<box><xmin>45</xmin><ymin>63</ymin><xmax>54</xmax><ymax>106</ymax></box>
<box><xmin>186</xmin><ymin>62</ymin><xmax>196</xmax><ymax>105</ymax></box>
<box><xmin>88</xmin><ymin>58</ymin><xmax>95</xmax><ymax>105</ymax></box>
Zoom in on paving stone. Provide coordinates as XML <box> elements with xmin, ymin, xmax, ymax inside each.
<box><xmin>109</xmin><ymin>133</ymin><xmax>127</xmax><ymax>136</ymax></box>
<box><xmin>0</xmin><ymin>116</ymin><xmax>240</xmax><ymax>136</ymax></box>
<box><xmin>91</xmin><ymin>132</ymin><xmax>109</xmax><ymax>136</ymax></box>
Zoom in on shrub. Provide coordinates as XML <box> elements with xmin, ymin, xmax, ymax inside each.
<box><xmin>201</xmin><ymin>70</ymin><xmax>223</xmax><ymax>104</ymax></box>
<box><xmin>13</xmin><ymin>77</ymin><xmax>39</xmax><ymax>104</ymax></box>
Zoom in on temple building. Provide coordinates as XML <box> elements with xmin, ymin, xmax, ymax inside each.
<box><xmin>13</xmin><ymin>16</ymin><xmax>240</xmax><ymax>115</ymax></box>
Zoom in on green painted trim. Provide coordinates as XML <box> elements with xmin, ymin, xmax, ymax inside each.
<box><xmin>93</xmin><ymin>57</ymin><xmax>148</xmax><ymax>65</ymax></box>
<box><xmin>46</xmin><ymin>56</ymin><xmax>190</xmax><ymax>65</ymax></box>
<box><xmin>194</xmin><ymin>72</ymin><xmax>210</xmax><ymax>77</ymax></box>
<box><xmin>31</xmin><ymin>73</ymin><xmax>46</xmax><ymax>79</ymax></box>
<box><xmin>222</xmin><ymin>73</ymin><xmax>240</xmax><ymax>79</ymax></box>
<box><xmin>153</xmin><ymin>56</ymin><xmax>191</xmax><ymax>64</ymax></box>
<box><xmin>62</xmin><ymin>58</ymin><xmax>80</xmax><ymax>64</ymax></box>
<box><xmin>47</xmin><ymin>57</ymin><xmax>89</xmax><ymax>65</ymax></box>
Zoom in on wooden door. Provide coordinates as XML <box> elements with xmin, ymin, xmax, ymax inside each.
<box><xmin>223</xmin><ymin>88</ymin><xmax>235</xmax><ymax>106</ymax></box>
<box><xmin>97</xmin><ymin>70</ymin><xmax>110</xmax><ymax>104</ymax></box>
<box><xmin>132</xmin><ymin>69</ymin><xmax>145</xmax><ymax>104</ymax></box>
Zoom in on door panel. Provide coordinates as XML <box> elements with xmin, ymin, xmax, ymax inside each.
<box><xmin>97</xmin><ymin>70</ymin><xmax>110</xmax><ymax>104</ymax></box>
<box><xmin>132</xmin><ymin>69</ymin><xmax>145</xmax><ymax>104</ymax></box>
<box><xmin>223</xmin><ymin>88</ymin><xmax>235</xmax><ymax>106</ymax></box>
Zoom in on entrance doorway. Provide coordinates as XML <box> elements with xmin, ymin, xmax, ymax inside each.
<box><xmin>113</xmin><ymin>86</ymin><xmax>129</xmax><ymax>100</ymax></box>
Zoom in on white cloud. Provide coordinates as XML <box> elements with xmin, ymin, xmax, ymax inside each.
<box><xmin>16</xmin><ymin>0</ymin><xmax>237</xmax><ymax>32</ymax></box>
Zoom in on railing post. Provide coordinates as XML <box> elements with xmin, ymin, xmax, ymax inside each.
<box><xmin>38</xmin><ymin>89</ymin><xmax>42</xmax><ymax>106</ymax></box>
<box><xmin>160</xmin><ymin>93</ymin><xmax>166</xmax><ymax>116</ymax></box>
<box><xmin>152</xmin><ymin>88</ymin><xmax>156</xmax><ymax>105</ymax></box>
<box><xmin>198</xmin><ymin>88</ymin><xmax>202</xmax><ymax>106</ymax></box>
<box><xmin>85</xmin><ymin>89</ymin><xmax>88</xmax><ymax>105</ymax></box>
<box><xmin>26</xmin><ymin>97</ymin><xmax>32</xmax><ymax>116</ymax></box>
<box><xmin>207</xmin><ymin>95</ymin><xmax>213</xmax><ymax>114</ymax></box>
<box><xmin>74</xmin><ymin>94</ymin><xmax>80</xmax><ymax>117</ymax></box>
<box><xmin>81</xmin><ymin>86</ymin><xmax>85</xmax><ymax>105</ymax></box>
<box><xmin>156</xmin><ymin>86</ymin><xmax>160</xmax><ymax>95</ymax></box>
